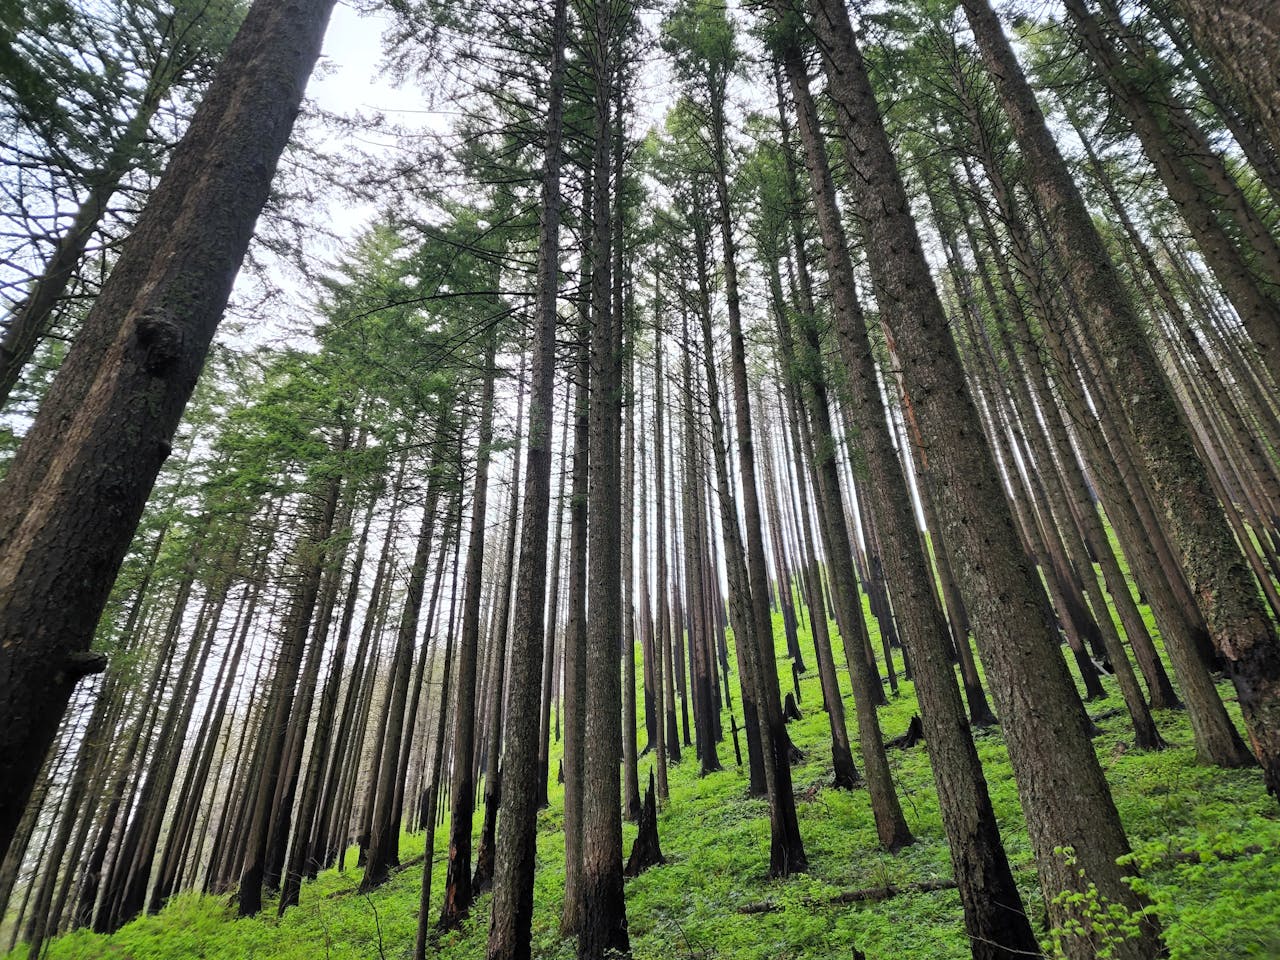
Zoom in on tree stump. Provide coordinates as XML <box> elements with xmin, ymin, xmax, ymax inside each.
<box><xmin>783</xmin><ymin>692</ymin><xmax>802</xmax><ymax>722</ymax></box>
<box><xmin>886</xmin><ymin>714</ymin><xmax>924</xmax><ymax>749</ymax></box>
<box><xmin>624</xmin><ymin>769</ymin><xmax>665</xmax><ymax>877</ymax></box>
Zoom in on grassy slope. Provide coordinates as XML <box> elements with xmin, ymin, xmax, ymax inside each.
<box><xmin>14</xmin><ymin>590</ymin><xmax>1280</xmax><ymax>960</ymax></box>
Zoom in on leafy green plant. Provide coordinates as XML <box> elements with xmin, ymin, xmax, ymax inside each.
<box><xmin>1044</xmin><ymin>847</ymin><xmax>1156</xmax><ymax>960</ymax></box>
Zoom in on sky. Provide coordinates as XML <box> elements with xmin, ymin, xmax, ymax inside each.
<box><xmin>308</xmin><ymin>2</ymin><xmax>431</xmax><ymax>238</ymax></box>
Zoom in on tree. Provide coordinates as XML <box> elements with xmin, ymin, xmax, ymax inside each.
<box><xmin>485</xmin><ymin>0</ymin><xmax>569</xmax><ymax>948</ymax></box>
<box><xmin>660</xmin><ymin>0</ymin><xmax>806</xmax><ymax>877</ymax></box>
<box><xmin>1063</xmin><ymin>0</ymin><xmax>1280</xmax><ymax>385</ymax></box>
<box><xmin>0</xmin><ymin>0</ymin><xmax>336</xmax><ymax>865</ymax></box>
<box><xmin>759</xmin><ymin>13</ymin><xmax>1039</xmax><ymax>953</ymax></box>
<box><xmin>578</xmin><ymin>0</ymin><xmax>631</xmax><ymax>952</ymax></box>
<box><xmin>960</xmin><ymin>0</ymin><xmax>1280</xmax><ymax>800</ymax></box>
<box><xmin>438</xmin><ymin>332</ymin><xmax>499</xmax><ymax>929</ymax></box>
<box><xmin>0</xmin><ymin>0</ymin><xmax>243</xmax><ymax>410</ymax></box>
<box><xmin>800</xmin><ymin>0</ymin><xmax>1164</xmax><ymax>954</ymax></box>
<box><xmin>1169</xmin><ymin>0</ymin><xmax>1280</xmax><ymax>158</ymax></box>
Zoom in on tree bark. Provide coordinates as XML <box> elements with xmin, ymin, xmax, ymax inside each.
<box><xmin>361</xmin><ymin>443</ymin><xmax>444</xmax><ymax>892</ymax></box>
<box><xmin>238</xmin><ymin>470</ymin><xmax>342</xmax><ymax>917</ymax></box>
<box><xmin>1066</xmin><ymin>0</ymin><xmax>1280</xmax><ymax>386</ymax></box>
<box><xmin>770</xmin><ymin>29</ymin><xmax>1039</xmax><ymax>952</ymax></box>
<box><xmin>485</xmin><ymin>6</ymin><xmax>567</xmax><ymax>953</ymax></box>
<box><xmin>578</xmin><ymin>12</ymin><xmax>630</xmax><ymax>948</ymax></box>
<box><xmin>415</xmin><ymin>488</ymin><xmax>465</xmax><ymax>960</ymax></box>
<box><xmin>1169</xmin><ymin>0</ymin><xmax>1280</xmax><ymax>165</ymax></box>
<box><xmin>438</xmin><ymin>335</ymin><xmax>499</xmax><ymax>929</ymax></box>
<box><xmin>474</xmin><ymin>354</ymin><xmax>528</xmax><ymax>895</ymax></box>
<box><xmin>806</xmin><ymin>0</ymin><xmax>1164</xmax><ymax>954</ymax></box>
<box><xmin>560</xmin><ymin>249</ymin><xmax>592</xmax><ymax>935</ymax></box>
<box><xmin>537</xmin><ymin>379</ymin><xmax>572</xmax><ymax>809</ymax></box>
<box><xmin>962</xmin><ymin>0</ymin><xmax>1279</xmax><ymax>798</ymax></box>
<box><xmin>0</xmin><ymin>0</ymin><xmax>336</xmax><ymax>864</ymax></box>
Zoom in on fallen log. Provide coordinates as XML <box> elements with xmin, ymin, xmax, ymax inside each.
<box><xmin>1088</xmin><ymin>707</ymin><xmax>1125</xmax><ymax>724</ymax></box>
<box><xmin>737</xmin><ymin>878</ymin><xmax>958</xmax><ymax>915</ymax></box>
<box><xmin>1159</xmin><ymin>844</ymin><xmax>1262</xmax><ymax>865</ymax></box>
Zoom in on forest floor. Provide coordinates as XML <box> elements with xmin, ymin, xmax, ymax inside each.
<box><xmin>11</xmin><ymin>598</ymin><xmax>1280</xmax><ymax>960</ymax></box>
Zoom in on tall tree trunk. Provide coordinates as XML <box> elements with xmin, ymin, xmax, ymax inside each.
<box><xmin>644</xmin><ymin>328</ymin><xmax>671</xmax><ymax>802</ymax></box>
<box><xmin>962</xmin><ymin>0</ymin><xmax>1280</xmax><ymax>797</ymax></box>
<box><xmin>263</xmin><ymin>437</ymin><xmax>358</xmax><ymax>897</ymax></box>
<box><xmin>1169</xmin><ymin>0</ymin><xmax>1280</xmax><ymax>161</ymax></box>
<box><xmin>1066</xmin><ymin>0</ymin><xmax>1280</xmax><ymax>385</ymax></box>
<box><xmin>485</xmin><ymin>6</ymin><xmax>568</xmax><ymax>954</ymax></box>
<box><xmin>0</xmin><ymin>0</ymin><xmax>336</xmax><ymax>863</ymax></box>
<box><xmin>23</xmin><ymin>675</ymin><xmax>119</xmax><ymax>955</ymax></box>
<box><xmin>579</xmin><ymin>15</ymin><xmax>629</xmax><ymax>950</ymax></box>
<box><xmin>621</xmin><ymin>340</ymin><xmax>643</xmax><ymax>819</ymax></box>
<box><xmin>474</xmin><ymin>354</ymin><xmax>528</xmax><ymax>895</ymax></box>
<box><xmin>414</xmin><ymin>489</ymin><xmax>465</xmax><ymax>960</ymax></box>
<box><xmin>361</xmin><ymin>442</ymin><xmax>444</xmax><ymax>892</ymax></box>
<box><xmin>438</xmin><ymin>336</ymin><xmax>499</xmax><ymax>928</ymax></box>
<box><xmin>805</xmin><ymin>0</ymin><xmax>1165</xmax><ymax>954</ymax></box>
<box><xmin>955</xmin><ymin>125</ymin><xmax>1224</xmax><ymax>729</ymax></box>
<box><xmin>560</xmin><ymin>266</ymin><xmax>592</xmax><ymax>935</ymax></box>
<box><xmin>708</xmin><ymin>62</ymin><xmax>808</xmax><ymax>880</ymax></box>
<box><xmin>537</xmin><ymin>378</ymin><xmax>572</xmax><ymax>809</ymax></box>
<box><xmin>317</xmin><ymin>464</ymin><xmax>408</xmax><ymax>872</ymax></box>
<box><xmin>681</xmin><ymin>312</ymin><xmax>722</xmax><ymax>776</ymax></box>
<box><xmin>238</xmin><ymin>472</ymin><xmax>342</xmax><ymax>917</ymax></box>
<box><xmin>289</xmin><ymin>493</ymin><xmax>377</xmax><ymax>889</ymax></box>
<box><xmin>163</xmin><ymin>542</ymin><xmax>261</xmax><ymax>904</ymax></box>
<box><xmin>688</xmin><ymin>219</ymin><xmax>805</xmax><ymax>874</ymax></box>
<box><xmin>769</xmin><ymin>292</ymin><xmax>859</xmax><ymax>787</ymax></box>
<box><xmin>771</xmin><ymin>30</ymin><xmax>1038</xmax><ymax>952</ymax></box>
<box><xmin>653</xmin><ymin>329</ymin><xmax>680</xmax><ymax>790</ymax></box>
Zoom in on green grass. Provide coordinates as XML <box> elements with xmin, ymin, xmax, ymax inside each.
<box><xmin>11</xmin><ymin>590</ymin><xmax>1280</xmax><ymax>960</ymax></box>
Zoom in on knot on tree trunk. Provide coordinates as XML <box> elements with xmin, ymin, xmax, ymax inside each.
<box><xmin>62</xmin><ymin>650</ymin><xmax>108</xmax><ymax>679</ymax></box>
<box><xmin>135</xmin><ymin>306</ymin><xmax>186</xmax><ymax>375</ymax></box>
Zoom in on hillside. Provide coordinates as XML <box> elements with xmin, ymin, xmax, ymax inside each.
<box><xmin>16</xmin><ymin>612</ymin><xmax>1279</xmax><ymax>960</ymax></box>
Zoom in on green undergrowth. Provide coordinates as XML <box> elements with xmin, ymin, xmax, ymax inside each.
<box><xmin>12</xmin><ymin>594</ymin><xmax>1280</xmax><ymax>959</ymax></box>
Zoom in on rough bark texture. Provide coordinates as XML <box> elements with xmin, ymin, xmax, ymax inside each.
<box><xmin>806</xmin><ymin>0</ymin><xmax>1164</xmax><ymax>955</ymax></box>
<box><xmin>486</xmin><ymin>0</ymin><xmax>567</xmax><ymax>951</ymax></box>
<box><xmin>361</xmin><ymin>463</ymin><xmax>441</xmax><ymax>892</ymax></box>
<box><xmin>1066</xmin><ymin>0</ymin><xmax>1280</xmax><ymax>386</ymax></box>
<box><xmin>772</xmin><ymin>25</ymin><xmax>1037</xmax><ymax>954</ymax></box>
<box><xmin>560</xmin><ymin>266</ymin><xmax>591</xmax><ymax>936</ymax></box>
<box><xmin>962</xmin><ymin>0</ymin><xmax>1280</xmax><ymax>800</ymax></box>
<box><xmin>652</xmin><ymin>332</ymin><xmax>674</xmax><ymax>801</ymax></box>
<box><xmin>1171</xmin><ymin>1</ymin><xmax>1280</xmax><ymax>174</ymax></box>
<box><xmin>0</xmin><ymin>0</ymin><xmax>336</xmax><ymax>863</ymax></box>
<box><xmin>537</xmin><ymin>382</ymin><xmax>572</xmax><ymax>809</ymax></box>
<box><xmin>474</xmin><ymin>357</ymin><xmax>527</xmax><ymax>896</ymax></box>
<box><xmin>623</xmin><ymin>770</ymin><xmax>664</xmax><ymax>877</ymax></box>
<box><xmin>439</xmin><ymin>337</ymin><xmax>498</xmax><ymax>929</ymax></box>
<box><xmin>414</xmin><ymin>494</ymin><xmax>464</xmax><ymax>960</ymax></box>
<box><xmin>578</xmin><ymin>13</ymin><xmax>629</xmax><ymax>951</ymax></box>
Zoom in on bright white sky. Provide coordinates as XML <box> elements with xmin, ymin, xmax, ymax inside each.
<box><xmin>313</xmin><ymin>3</ymin><xmax>407</xmax><ymax>115</ymax></box>
<box><xmin>309</xmin><ymin>2</ymin><xmax>430</xmax><ymax>237</ymax></box>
